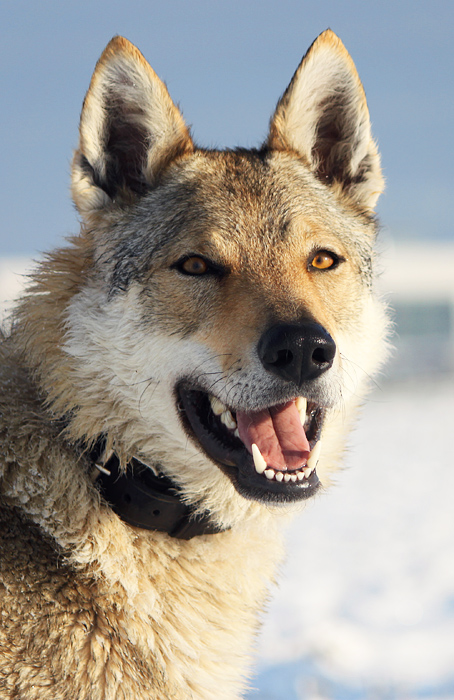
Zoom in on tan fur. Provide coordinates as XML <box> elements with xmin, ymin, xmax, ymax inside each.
<box><xmin>0</xmin><ymin>32</ymin><xmax>388</xmax><ymax>699</ymax></box>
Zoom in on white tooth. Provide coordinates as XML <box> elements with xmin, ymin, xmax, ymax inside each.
<box><xmin>210</xmin><ymin>396</ymin><xmax>226</xmax><ymax>415</ymax></box>
<box><xmin>295</xmin><ymin>396</ymin><xmax>307</xmax><ymax>425</ymax></box>
<box><xmin>306</xmin><ymin>440</ymin><xmax>322</xmax><ymax>471</ymax></box>
<box><xmin>252</xmin><ymin>444</ymin><xmax>267</xmax><ymax>474</ymax></box>
<box><xmin>290</xmin><ymin>474</ymin><xmax>297</xmax><ymax>482</ymax></box>
<box><xmin>220</xmin><ymin>410</ymin><xmax>237</xmax><ymax>430</ymax></box>
<box><xmin>233</xmin><ymin>428</ymin><xmax>240</xmax><ymax>438</ymax></box>
<box><xmin>275</xmin><ymin>472</ymin><xmax>284</xmax><ymax>482</ymax></box>
<box><xmin>264</xmin><ymin>469</ymin><xmax>275</xmax><ymax>480</ymax></box>
<box><xmin>284</xmin><ymin>473</ymin><xmax>292</xmax><ymax>482</ymax></box>
<box><xmin>296</xmin><ymin>471</ymin><xmax>305</xmax><ymax>481</ymax></box>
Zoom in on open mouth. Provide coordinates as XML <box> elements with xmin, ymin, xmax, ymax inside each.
<box><xmin>177</xmin><ymin>384</ymin><xmax>324</xmax><ymax>503</ymax></box>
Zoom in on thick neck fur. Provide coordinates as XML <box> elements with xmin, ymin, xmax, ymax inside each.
<box><xmin>1</xmin><ymin>279</ymin><xmax>287</xmax><ymax>699</ymax></box>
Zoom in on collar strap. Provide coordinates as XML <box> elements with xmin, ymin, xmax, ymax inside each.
<box><xmin>90</xmin><ymin>440</ymin><xmax>226</xmax><ymax>540</ymax></box>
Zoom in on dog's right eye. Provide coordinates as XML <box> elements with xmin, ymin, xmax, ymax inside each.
<box><xmin>180</xmin><ymin>256</ymin><xmax>208</xmax><ymax>275</ymax></box>
<box><xmin>173</xmin><ymin>255</ymin><xmax>224</xmax><ymax>277</ymax></box>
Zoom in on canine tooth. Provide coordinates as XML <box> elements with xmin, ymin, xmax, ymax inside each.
<box><xmin>306</xmin><ymin>440</ymin><xmax>322</xmax><ymax>471</ymax></box>
<box><xmin>275</xmin><ymin>472</ymin><xmax>284</xmax><ymax>482</ymax></box>
<box><xmin>220</xmin><ymin>410</ymin><xmax>237</xmax><ymax>430</ymax></box>
<box><xmin>233</xmin><ymin>428</ymin><xmax>240</xmax><ymax>438</ymax></box>
<box><xmin>264</xmin><ymin>469</ymin><xmax>275</xmax><ymax>480</ymax></box>
<box><xmin>295</xmin><ymin>396</ymin><xmax>308</xmax><ymax>424</ymax></box>
<box><xmin>252</xmin><ymin>443</ymin><xmax>267</xmax><ymax>474</ymax></box>
<box><xmin>210</xmin><ymin>396</ymin><xmax>226</xmax><ymax>416</ymax></box>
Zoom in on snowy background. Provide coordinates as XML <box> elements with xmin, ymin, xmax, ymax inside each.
<box><xmin>249</xmin><ymin>376</ymin><xmax>454</xmax><ymax>700</ymax></box>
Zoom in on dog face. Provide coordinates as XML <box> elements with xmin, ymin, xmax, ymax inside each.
<box><xmin>27</xmin><ymin>33</ymin><xmax>387</xmax><ymax>527</ymax></box>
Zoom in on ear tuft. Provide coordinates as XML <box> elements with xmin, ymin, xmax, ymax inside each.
<box><xmin>72</xmin><ymin>36</ymin><xmax>193</xmax><ymax>217</ymax></box>
<box><xmin>268</xmin><ymin>30</ymin><xmax>383</xmax><ymax>211</ymax></box>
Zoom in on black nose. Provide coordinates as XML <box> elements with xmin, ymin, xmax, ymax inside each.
<box><xmin>257</xmin><ymin>322</ymin><xmax>336</xmax><ymax>386</ymax></box>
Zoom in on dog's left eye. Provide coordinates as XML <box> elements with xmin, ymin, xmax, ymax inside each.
<box><xmin>309</xmin><ymin>250</ymin><xmax>341</xmax><ymax>271</ymax></box>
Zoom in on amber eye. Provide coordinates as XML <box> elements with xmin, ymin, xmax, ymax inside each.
<box><xmin>179</xmin><ymin>256</ymin><xmax>209</xmax><ymax>276</ymax></box>
<box><xmin>310</xmin><ymin>250</ymin><xmax>338</xmax><ymax>271</ymax></box>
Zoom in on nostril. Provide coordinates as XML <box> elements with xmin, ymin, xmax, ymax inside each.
<box><xmin>312</xmin><ymin>347</ymin><xmax>329</xmax><ymax>366</ymax></box>
<box><xmin>273</xmin><ymin>349</ymin><xmax>294</xmax><ymax>368</ymax></box>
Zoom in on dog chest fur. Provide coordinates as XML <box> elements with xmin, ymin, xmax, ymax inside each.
<box><xmin>0</xmin><ymin>346</ymin><xmax>283</xmax><ymax>699</ymax></box>
<box><xmin>0</xmin><ymin>514</ymin><xmax>282</xmax><ymax>700</ymax></box>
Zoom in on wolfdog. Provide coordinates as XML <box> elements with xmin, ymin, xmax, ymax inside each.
<box><xmin>0</xmin><ymin>30</ymin><xmax>387</xmax><ymax>699</ymax></box>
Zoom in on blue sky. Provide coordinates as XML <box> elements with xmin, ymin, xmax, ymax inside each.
<box><xmin>1</xmin><ymin>0</ymin><xmax>453</xmax><ymax>254</ymax></box>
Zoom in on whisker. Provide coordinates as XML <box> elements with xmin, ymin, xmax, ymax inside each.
<box><xmin>339</xmin><ymin>352</ymin><xmax>383</xmax><ymax>393</ymax></box>
<box><xmin>117</xmin><ymin>375</ymin><xmax>160</xmax><ymax>388</ymax></box>
<box><xmin>138</xmin><ymin>378</ymin><xmax>160</xmax><ymax>417</ymax></box>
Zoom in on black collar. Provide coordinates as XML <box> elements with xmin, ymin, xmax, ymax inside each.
<box><xmin>90</xmin><ymin>439</ymin><xmax>226</xmax><ymax>540</ymax></box>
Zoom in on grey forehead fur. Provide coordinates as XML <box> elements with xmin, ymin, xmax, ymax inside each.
<box><xmin>98</xmin><ymin>149</ymin><xmax>377</xmax><ymax>297</ymax></box>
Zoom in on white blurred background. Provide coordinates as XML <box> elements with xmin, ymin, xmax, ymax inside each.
<box><xmin>1</xmin><ymin>2</ymin><xmax>453</xmax><ymax>698</ymax></box>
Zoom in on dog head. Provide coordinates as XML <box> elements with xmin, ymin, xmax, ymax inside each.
<box><xmin>24</xmin><ymin>33</ymin><xmax>388</xmax><ymax>528</ymax></box>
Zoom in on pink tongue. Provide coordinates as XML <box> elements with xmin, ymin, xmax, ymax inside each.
<box><xmin>236</xmin><ymin>401</ymin><xmax>310</xmax><ymax>471</ymax></box>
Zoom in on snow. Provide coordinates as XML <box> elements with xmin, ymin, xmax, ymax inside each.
<box><xmin>1</xmin><ymin>257</ymin><xmax>453</xmax><ymax>699</ymax></box>
<box><xmin>0</xmin><ymin>256</ymin><xmax>33</xmax><ymax>326</ymax></box>
<box><xmin>249</xmin><ymin>379</ymin><xmax>454</xmax><ymax>699</ymax></box>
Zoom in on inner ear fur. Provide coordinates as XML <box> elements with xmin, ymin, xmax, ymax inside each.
<box><xmin>72</xmin><ymin>36</ymin><xmax>193</xmax><ymax>216</ymax></box>
<box><xmin>268</xmin><ymin>29</ymin><xmax>383</xmax><ymax>211</ymax></box>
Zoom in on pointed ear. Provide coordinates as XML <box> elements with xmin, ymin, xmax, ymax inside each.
<box><xmin>268</xmin><ymin>30</ymin><xmax>383</xmax><ymax>211</ymax></box>
<box><xmin>71</xmin><ymin>36</ymin><xmax>194</xmax><ymax>217</ymax></box>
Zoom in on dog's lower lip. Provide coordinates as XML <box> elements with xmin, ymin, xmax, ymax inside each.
<box><xmin>176</xmin><ymin>384</ymin><xmax>322</xmax><ymax>503</ymax></box>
